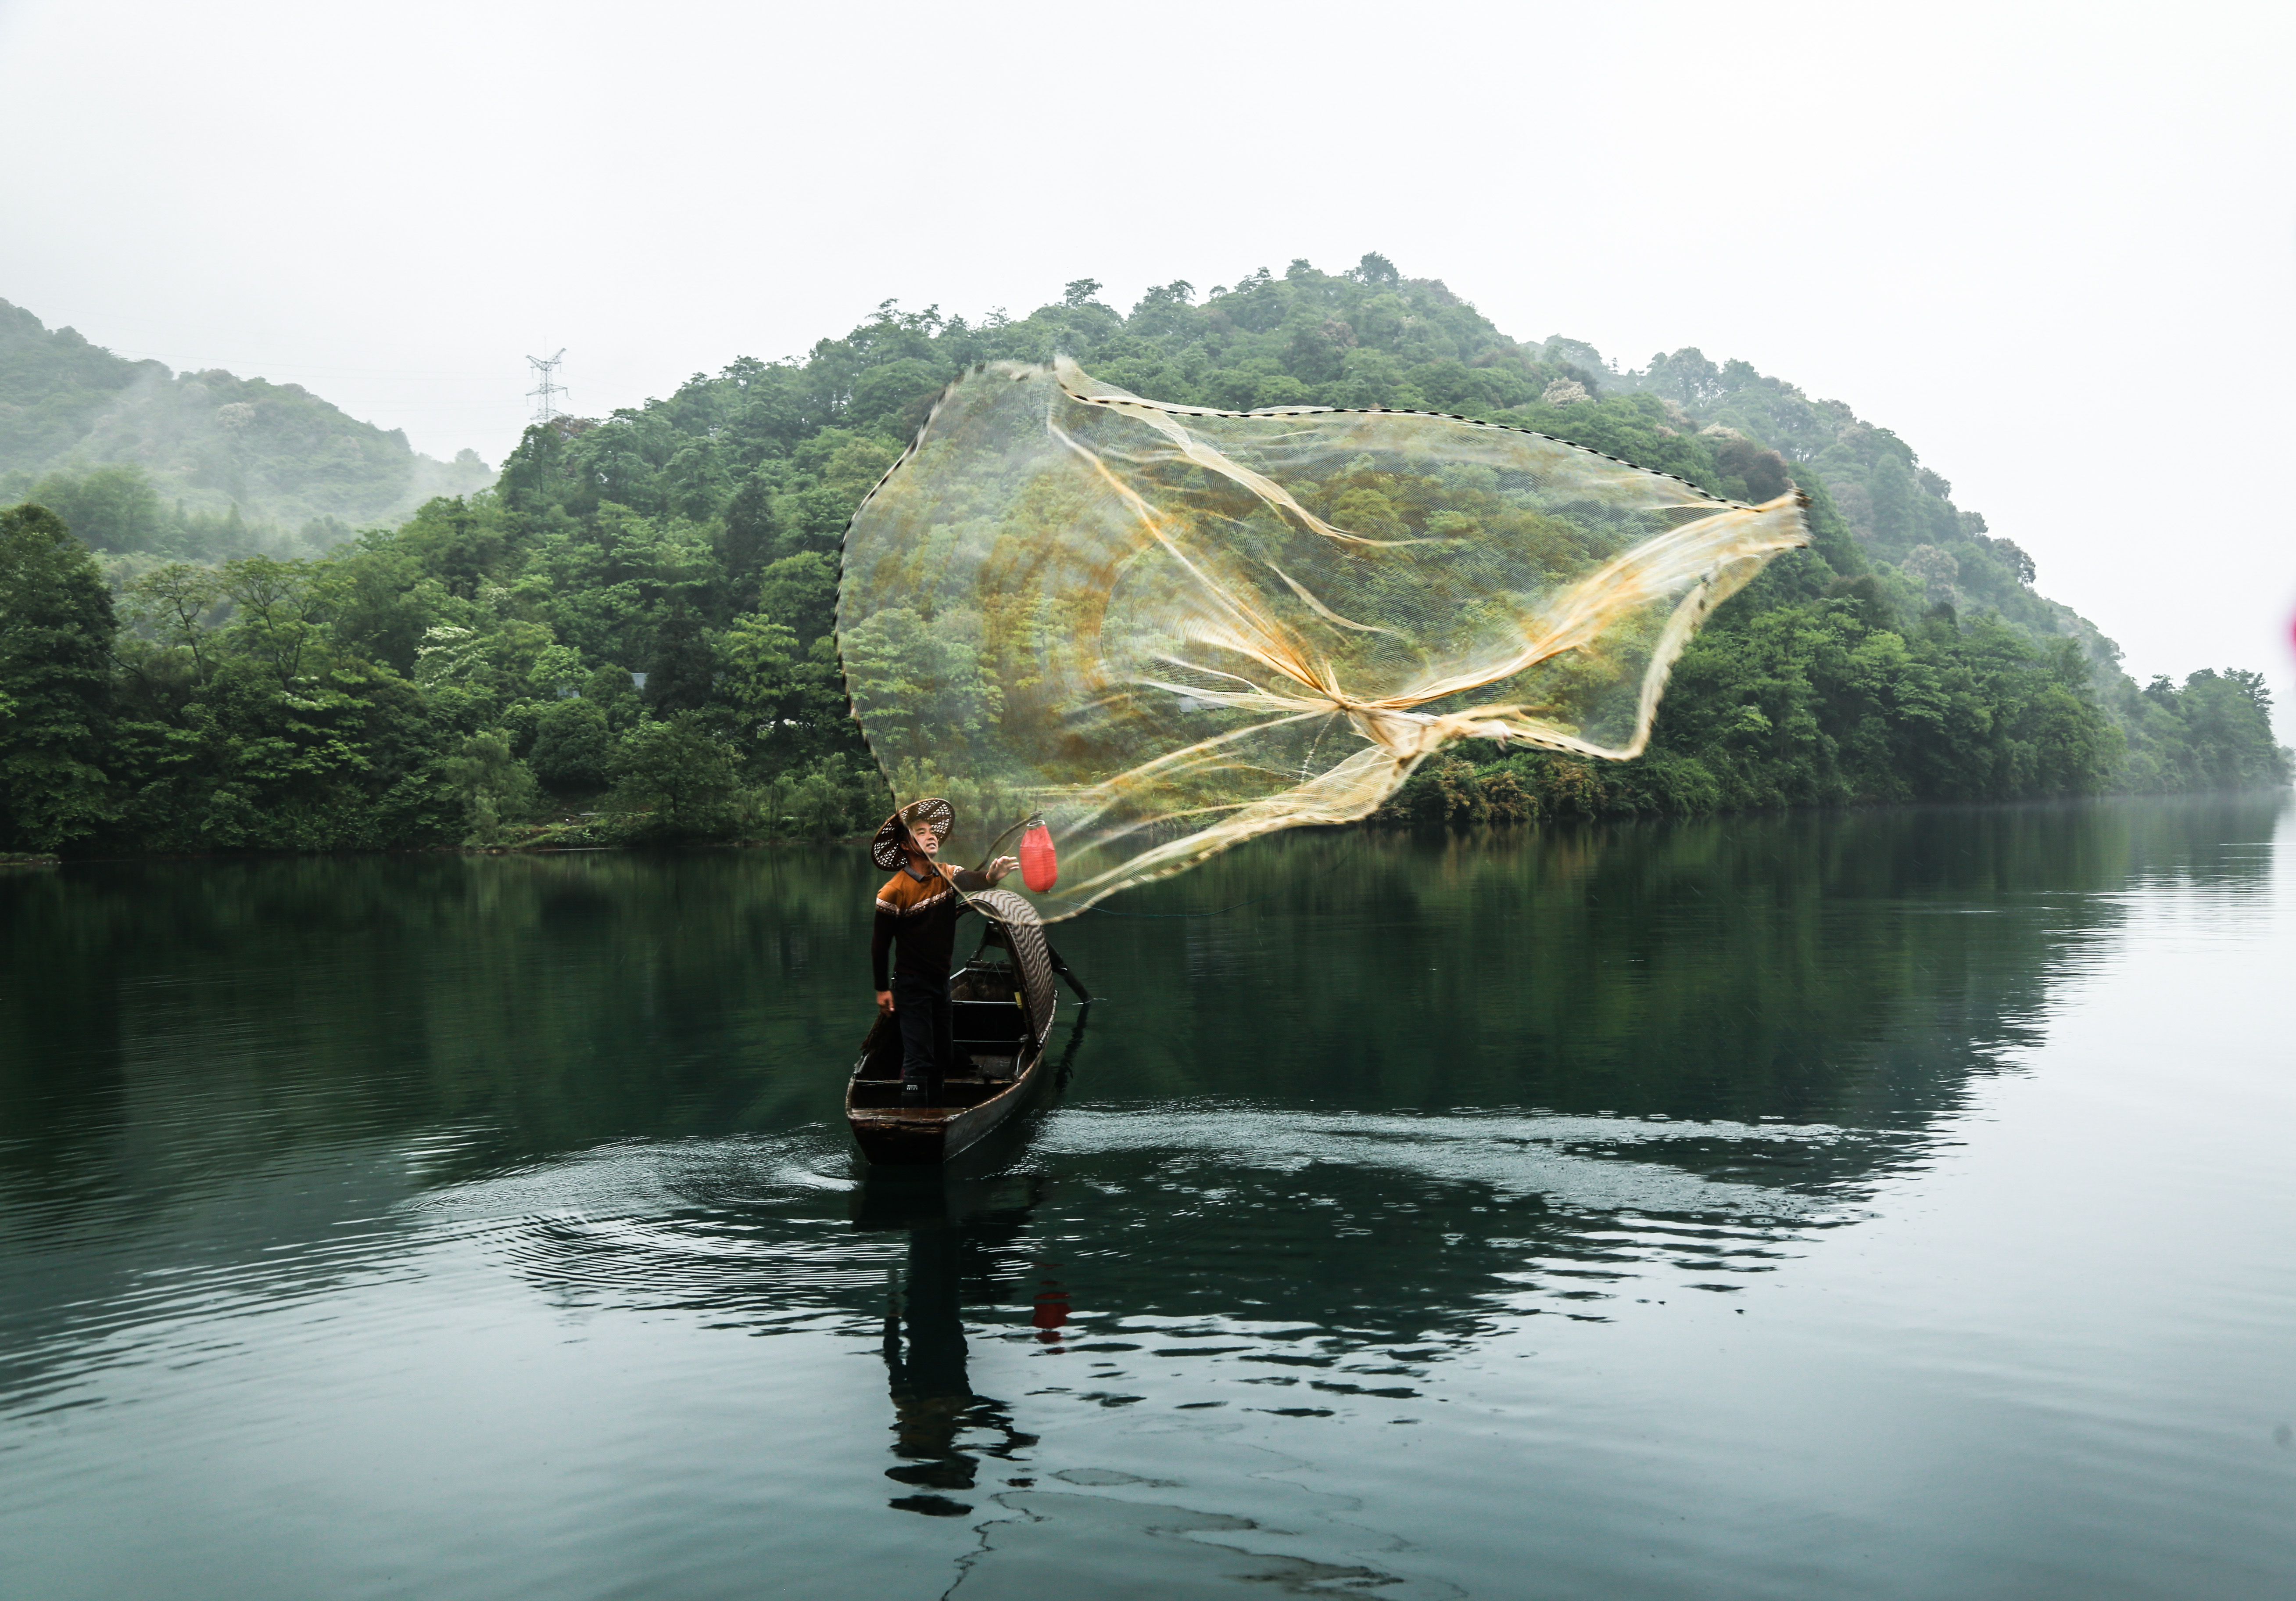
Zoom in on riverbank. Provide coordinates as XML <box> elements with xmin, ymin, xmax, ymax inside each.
<box><xmin>1373</xmin><ymin>745</ymin><xmax>2292</xmax><ymax>831</ymax></box>
<box><xmin>25</xmin><ymin>776</ymin><xmax>2294</xmax><ymax>867</ymax></box>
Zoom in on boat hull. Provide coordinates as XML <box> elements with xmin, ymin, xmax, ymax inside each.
<box><xmin>845</xmin><ymin>1013</ymin><xmax>1049</xmax><ymax>1164</ymax></box>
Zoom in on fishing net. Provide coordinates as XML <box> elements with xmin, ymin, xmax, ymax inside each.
<box><xmin>967</xmin><ymin>887</ymin><xmax>1056</xmax><ymax>1045</ymax></box>
<box><xmin>838</xmin><ymin>358</ymin><xmax>1808</xmax><ymax>918</ymax></box>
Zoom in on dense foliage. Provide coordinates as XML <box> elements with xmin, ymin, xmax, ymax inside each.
<box><xmin>0</xmin><ymin>258</ymin><xmax>2284</xmax><ymax>857</ymax></box>
<box><xmin>0</xmin><ymin>299</ymin><xmax>491</xmax><ymax>562</ymax></box>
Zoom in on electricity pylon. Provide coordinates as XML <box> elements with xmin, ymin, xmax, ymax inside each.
<box><xmin>526</xmin><ymin>349</ymin><xmax>568</xmax><ymax>425</ymax></box>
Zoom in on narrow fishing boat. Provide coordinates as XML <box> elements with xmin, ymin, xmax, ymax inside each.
<box><xmin>846</xmin><ymin>888</ymin><xmax>1087</xmax><ymax>1165</ymax></box>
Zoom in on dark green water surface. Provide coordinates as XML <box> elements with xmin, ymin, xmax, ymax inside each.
<box><xmin>4</xmin><ymin>797</ymin><xmax>2293</xmax><ymax>1599</ymax></box>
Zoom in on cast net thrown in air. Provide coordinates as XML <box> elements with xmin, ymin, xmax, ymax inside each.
<box><xmin>838</xmin><ymin>358</ymin><xmax>1808</xmax><ymax>919</ymax></box>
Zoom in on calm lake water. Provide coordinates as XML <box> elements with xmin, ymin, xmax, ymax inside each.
<box><xmin>4</xmin><ymin>797</ymin><xmax>2293</xmax><ymax>1600</ymax></box>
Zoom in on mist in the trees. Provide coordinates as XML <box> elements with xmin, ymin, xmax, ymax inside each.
<box><xmin>0</xmin><ymin>261</ymin><xmax>2285</xmax><ymax>859</ymax></box>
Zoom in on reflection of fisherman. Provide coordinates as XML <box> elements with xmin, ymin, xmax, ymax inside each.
<box><xmin>879</xmin><ymin>1218</ymin><xmax>1040</xmax><ymax>1515</ymax></box>
<box><xmin>869</xmin><ymin>798</ymin><xmax>1017</xmax><ymax>1105</ymax></box>
<box><xmin>882</xmin><ymin>1222</ymin><xmax>985</xmax><ymax>1508</ymax></box>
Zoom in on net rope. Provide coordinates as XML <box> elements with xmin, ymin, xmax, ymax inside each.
<box><xmin>839</xmin><ymin>359</ymin><xmax>1809</xmax><ymax>919</ymax></box>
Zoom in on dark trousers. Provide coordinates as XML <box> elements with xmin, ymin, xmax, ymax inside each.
<box><xmin>892</xmin><ymin>969</ymin><xmax>952</xmax><ymax>1085</ymax></box>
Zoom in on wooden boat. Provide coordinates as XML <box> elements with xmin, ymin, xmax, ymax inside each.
<box><xmin>845</xmin><ymin>888</ymin><xmax>1085</xmax><ymax>1165</ymax></box>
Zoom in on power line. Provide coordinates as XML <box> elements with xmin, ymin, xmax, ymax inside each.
<box><xmin>526</xmin><ymin>349</ymin><xmax>568</xmax><ymax>425</ymax></box>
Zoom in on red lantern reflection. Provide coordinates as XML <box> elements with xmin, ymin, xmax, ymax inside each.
<box><xmin>1032</xmin><ymin>1284</ymin><xmax>1070</xmax><ymax>1344</ymax></box>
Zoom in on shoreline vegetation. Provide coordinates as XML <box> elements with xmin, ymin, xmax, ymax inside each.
<box><xmin>3</xmin><ymin>256</ymin><xmax>2288</xmax><ymax>860</ymax></box>
<box><xmin>11</xmin><ymin>789</ymin><xmax>2285</xmax><ymax>874</ymax></box>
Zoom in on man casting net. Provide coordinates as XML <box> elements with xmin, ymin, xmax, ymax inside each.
<box><xmin>838</xmin><ymin>358</ymin><xmax>1809</xmax><ymax>917</ymax></box>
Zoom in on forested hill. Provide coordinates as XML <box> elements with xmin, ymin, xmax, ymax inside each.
<box><xmin>0</xmin><ymin>299</ymin><xmax>492</xmax><ymax>561</ymax></box>
<box><xmin>0</xmin><ymin>256</ymin><xmax>2286</xmax><ymax>857</ymax></box>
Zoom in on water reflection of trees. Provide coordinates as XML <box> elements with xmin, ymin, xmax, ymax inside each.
<box><xmin>5</xmin><ymin>799</ymin><xmax>2279</xmax><ymax>1198</ymax></box>
<box><xmin>2</xmin><ymin>798</ymin><xmax>2282</xmax><ymax>1364</ymax></box>
<box><xmin>0</xmin><ymin>849</ymin><xmax>871</xmax><ymax>1196</ymax></box>
<box><xmin>1069</xmin><ymin>797</ymin><xmax>2285</xmax><ymax>1126</ymax></box>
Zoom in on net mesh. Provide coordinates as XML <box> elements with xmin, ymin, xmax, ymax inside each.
<box><xmin>839</xmin><ymin>359</ymin><xmax>1809</xmax><ymax>919</ymax></box>
<box><xmin>968</xmin><ymin>887</ymin><xmax>1055</xmax><ymax>1046</ymax></box>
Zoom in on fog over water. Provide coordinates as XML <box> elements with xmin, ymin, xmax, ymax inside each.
<box><xmin>0</xmin><ymin>0</ymin><xmax>2290</xmax><ymax>710</ymax></box>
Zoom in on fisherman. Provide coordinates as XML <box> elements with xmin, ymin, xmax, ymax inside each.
<box><xmin>870</xmin><ymin>798</ymin><xmax>1019</xmax><ymax>1105</ymax></box>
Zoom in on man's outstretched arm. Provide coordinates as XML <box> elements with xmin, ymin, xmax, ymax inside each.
<box><xmin>950</xmin><ymin>855</ymin><xmax>1019</xmax><ymax>892</ymax></box>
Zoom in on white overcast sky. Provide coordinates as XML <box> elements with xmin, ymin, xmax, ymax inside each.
<box><xmin>3</xmin><ymin>0</ymin><xmax>2291</xmax><ymax>711</ymax></box>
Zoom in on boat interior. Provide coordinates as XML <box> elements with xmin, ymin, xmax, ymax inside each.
<box><xmin>850</xmin><ymin>957</ymin><xmax>1035</xmax><ymax>1111</ymax></box>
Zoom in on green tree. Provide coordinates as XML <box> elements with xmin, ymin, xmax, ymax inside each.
<box><xmin>530</xmin><ymin>697</ymin><xmax>613</xmax><ymax>791</ymax></box>
<box><xmin>219</xmin><ymin>556</ymin><xmax>328</xmax><ymax>690</ymax></box>
<box><xmin>27</xmin><ymin>463</ymin><xmax>168</xmax><ymax>553</ymax></box>
<box><xmin>442</xmin><ymin>728</ymin><xmax>539</xmax><ymax>846</ymax></box>
<box><xmin>752</xmin><ymin>551</ymin><xmax>838</xmax><ymax>643</ymax></box>
<box><xmin>607</xmin><ymin>714</ymin><xmax>738</xmax><ymax>836</ymax></box>
<box><xmin>837</xmin><ymin>605</ymin><xmax>1000</xmax><ymax>766</ymax></box>
<box><xmin>718</xmin><ymin>470</ymin><xmax>780</xmax><ymax>588</ymax></box>
<box><xmin>0</xmin><ymin>503</ymin><xmax>118</xmax><ymax>849</ymax></box>
<box><xmin>125</xmin><ymin>561</ymin><xmax>224</xmax><ymax>680</ymax></box>
<box><xmin>645</xmin><ymin>602</ymin><xmax>716</xmax><ymax>713</ymax></box>
<box><xmin>719</xmin><ymin>614</ymin><xmax>801</xmax><ymax>736</ymax></box>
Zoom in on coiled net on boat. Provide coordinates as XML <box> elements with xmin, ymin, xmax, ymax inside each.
<box><xmin>838</xmin><ymin>359</ymin><xmax>1808</xmax><ymax>918</ymax></box>
<box><xmin>966</xmin><ymin>887</ymin><xmax>1056</xmax><ymax>1045</ymax></box>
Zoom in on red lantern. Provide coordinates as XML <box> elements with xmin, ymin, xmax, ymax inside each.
<box><xmin>1021</xmin><ymin>821</ymin><xmax>1058</xmax><ymax>892</ymax></box>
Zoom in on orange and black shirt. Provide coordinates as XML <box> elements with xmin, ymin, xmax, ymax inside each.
<box><xmin>870</xmin><ymin>861</ymin><xmax>988</xmax><ymax>989</ymax></box>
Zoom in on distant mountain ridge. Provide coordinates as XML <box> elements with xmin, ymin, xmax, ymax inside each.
<box><xmin>0</xmin><ymin>298</ymin><xmax>491</xmax><ymax>545</ymax></box>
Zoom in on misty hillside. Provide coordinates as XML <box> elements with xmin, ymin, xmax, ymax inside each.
<box><xmin>1598</xmin><ymin>350</ymin><xmax>2105</xmax><ymax>665</ymax></box>
<box><xmin>0</xmin><ymin>256</ymin><xmax>2282</xmax><ymax>858</ymax></box>
<box><xmin>0</xmin><ymin>298</ymin><xmax>491</xmax><ymax>553</ymax></box>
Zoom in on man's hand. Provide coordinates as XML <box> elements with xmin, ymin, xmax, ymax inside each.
<box><xmin>983</xmin><ymin>855</ymin><xmax>1020</xmax><ymax>884</ymax></box>
<box><xmin>875</xmin><ymin>989</ymin><xmax>895</xmax><ymax>1015</ymax></box>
